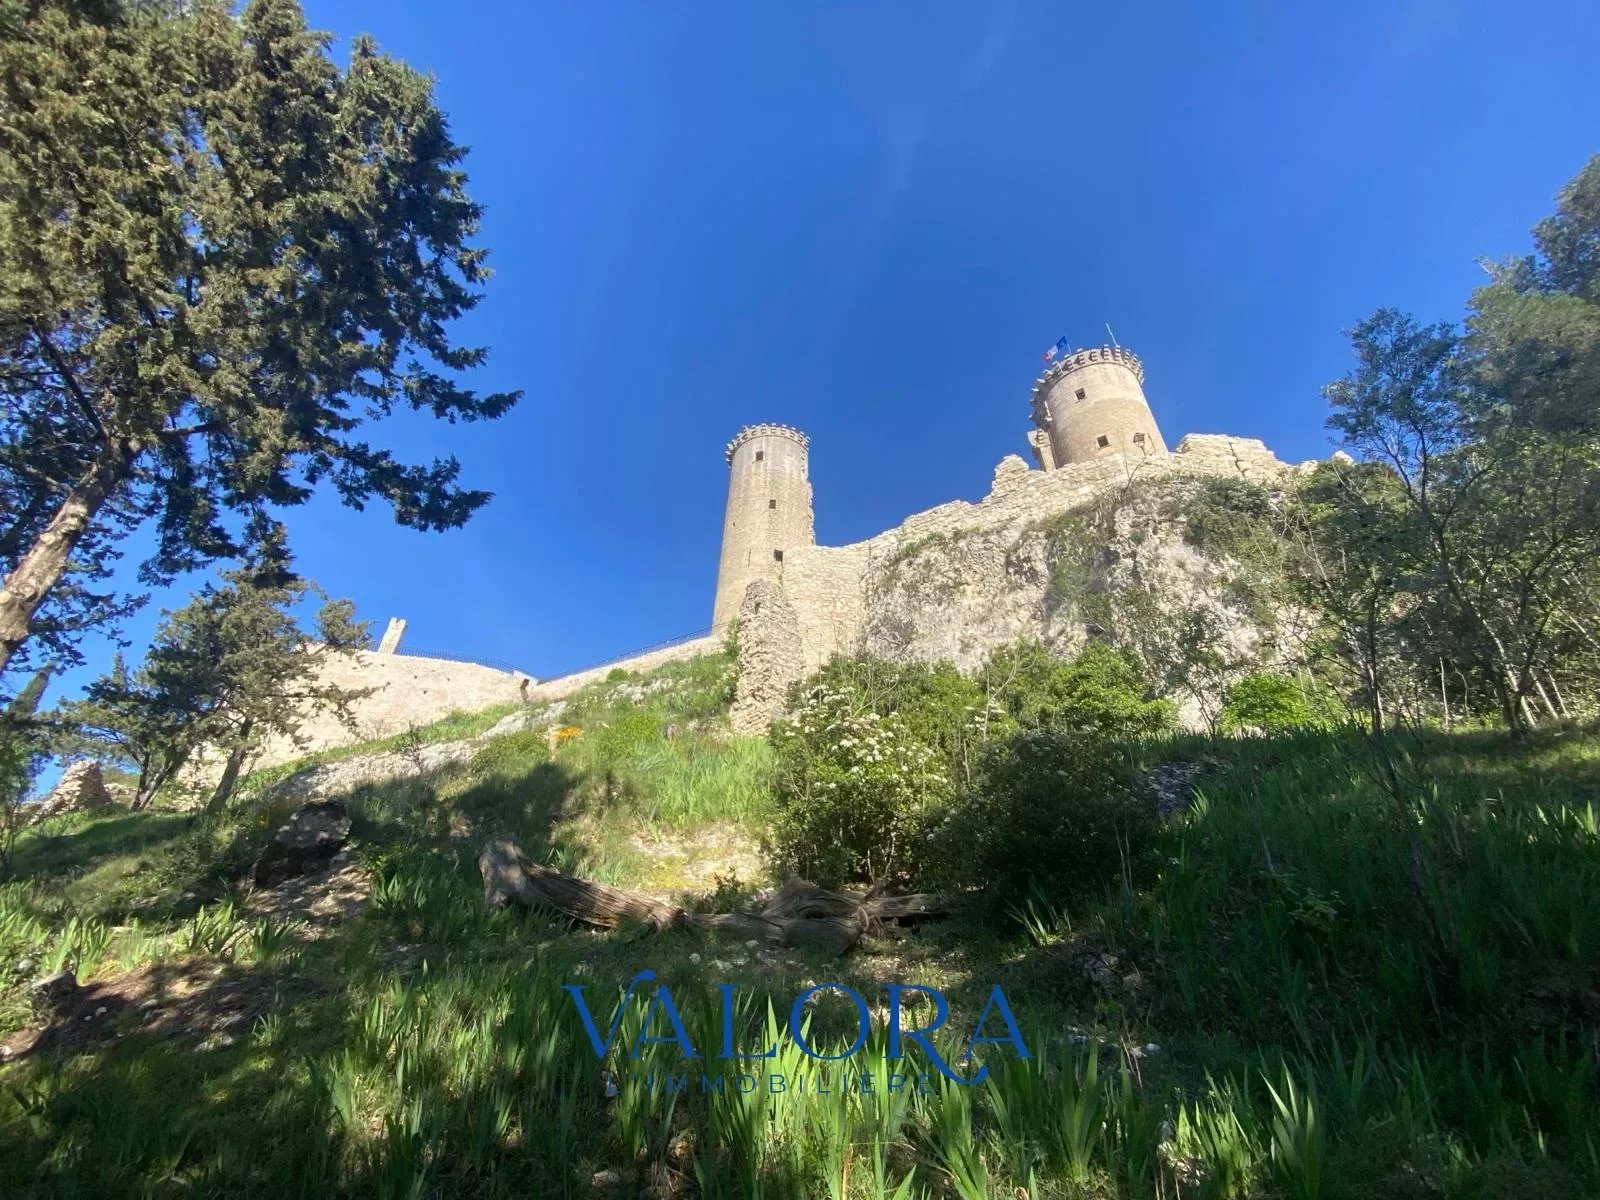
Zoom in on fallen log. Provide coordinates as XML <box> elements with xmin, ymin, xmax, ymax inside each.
<box><xmin>477</xmin><ymin>840</ymin><xmax>945</xmax><ymax>955</ymax></box>
<box><xmin>479</xmin><ymin>839</ymin><xmax>687</xmax><ymax>931</ymax></box>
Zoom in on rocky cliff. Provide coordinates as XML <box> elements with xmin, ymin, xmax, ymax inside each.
<box><xmin>734</xmin><ymin>438</ymin><xmax>1314</xmax><ymax>731</ymax></box>
<box><xmin>857</xmin><ymin>473</ymin><xmax>1303</xmax><ymax>727</ymax></box>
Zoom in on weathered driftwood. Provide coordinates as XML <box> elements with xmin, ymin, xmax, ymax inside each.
<box><xmin>479</xmin><ymin>839</ymin><xmax>687</xmax><ymax>932</ymax></box>
<box><xmin>477</xmin><ymin>840</ymin><xmax>944</xmax><ymax>956</ymax></box>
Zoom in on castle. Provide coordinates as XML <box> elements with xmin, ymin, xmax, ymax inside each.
<box><xmin>244</xmin><ymin>343</ymin><xmax>1300</xmax><ymax>767</ymax></box>
<box><xmin>705</xmin><ymin>343</ymin><xmax>1294</xmax><ymax>730</ymax></box>
<box><xmin>712</xmin><ymin>344</ymin><xmax>1170</xmax><ymax>633</ymax></box>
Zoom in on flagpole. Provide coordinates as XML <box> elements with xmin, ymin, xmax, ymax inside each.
<box><xmin>1106</xmin><ymin>323</ymin><xmax>1119</xmax><ymax>348</ymax></box>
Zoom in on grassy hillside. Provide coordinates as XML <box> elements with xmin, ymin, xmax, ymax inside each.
<box><xmin>2</xmin><ymin>645</ymin><xmax>1597</xmax><ymax>1197</ymax></box>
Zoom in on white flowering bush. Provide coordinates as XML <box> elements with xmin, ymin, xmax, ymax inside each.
<box><xmin>767</xmin><ymin>684</ymin><xmax>953</xmax><ymax>886</ymax></box>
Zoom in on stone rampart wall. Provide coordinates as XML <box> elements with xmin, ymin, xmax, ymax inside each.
<box><xmin>777</xmin><ymin>435</ymin><xmax>1294</xmax><ymax>672</ymax></box>
<box><xmin>246</xmin><ymin>650</ymin><xmax>533</xmax><ymax>771</ymax></box>
<box><xmin>523</xmin><ymin>635</ymin><xmax>724</xmax><ymax>704</ymax></box>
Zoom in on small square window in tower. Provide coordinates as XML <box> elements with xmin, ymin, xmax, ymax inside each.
<box><xmin>754</xmin><ymin>450</ymin><xmax>764</xmax><ymax>461</ymax></box>
<box><xmin>1133</xmin><ymin>432</ymin><xmax>1146</xmax><ymax>444</ymax></box>
<box><xmin>768</xmin><ymin>499</ymin><xmax>777</xmax><ymax>509</ymax></box>
<box><xmin>773</xmin><ymin>549</ymin><xmax>783</xmax><ymax>562</ymax></box>
<box><xmin>1075</xmin><ymin>388</ymin><xmax>1087</xmax><ymax>400</ymax></box>
<box><xmin>1096</xmin><ymin>435</ymin><xmax>1110</xmax><ymax>448</ymax></box>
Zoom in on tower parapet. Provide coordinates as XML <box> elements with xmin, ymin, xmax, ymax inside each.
<box><xmin>712</xmin><ymin>424</ymin><xmax>815</xmax><ymax>632</ymax></box>
<box><xmin>724</xmin><ymin>423</ymin><xmax>809</xmax><ymax>464</ymax></box>
<box><xmin>1030</xmin><ymin>344</ymin><xmax>1167</xmax><ymax>468</ymax></box>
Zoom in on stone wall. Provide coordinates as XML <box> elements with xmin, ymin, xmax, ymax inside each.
<box><xmin>246</xmin><ymin>649</ymin><xmax>533</xmax><ymax>771</ymax></box>
<box><xmin>29</xmin><ymin>759</ymin><xmax>114</xmax><ymax>824</ymax></box>
<box><xmin>773</xmin><ymin>434</ymin><xmax>1297</xmax><ymax>675</ymax></box>
<box><xmin>226</xmin><ymin>426</ymin><xmax>1307</xmax><ymax>766</ymax></box>
<box><xmin>729</xmin><ymin>579</ymin><xmax>805</xmax><ymax>734</ymax></box>
<box><xmin>523</xmin><ymin>635</ymin><xmax>724</xmax><ymax>704</ymax></box>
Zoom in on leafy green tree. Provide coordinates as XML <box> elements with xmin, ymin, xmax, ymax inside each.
<box><xmin>1286</xmin><ymin>459</ymin><xmax>1428</xmax><ymax>735</ymax></box>
<box><xmin>1218</xmin><ymin>671</ymin><xmax>1333</xmax><ymax>735</ymax></box>
<box><xmin>1326</xmin><ymin>310</ymin><xmax>1600</xmax><ymax>733</ymax></box>
<box><xmin>984</xmin><ymin>640</ymin><xmax>1177</xmax><ymax>738</ymax></box>
<box><xmin>0</xmin><ymin>0</ymin><xmax>518</xmax><ymax>680</ymax></box>
<box><xmin>58</xmin><ymin>541</ymin><xmax>370</xmax><ymax>811</ymax></box>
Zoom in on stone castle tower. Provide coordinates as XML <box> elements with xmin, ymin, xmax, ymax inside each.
<box><xmin>1028</xmin><ymin>345</ymin><xmax>1167</xmax><ymax>471</ymax></box>
<box><xmin>712</xmin><ymin>423</ymin><xmax>815</xmax><ymax>632</ymax></box>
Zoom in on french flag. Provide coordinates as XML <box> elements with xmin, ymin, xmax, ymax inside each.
<box><xmin>1042</xmin><ymin>336</ymin><xmax>1068</xmax><ymax>363</ymax></box>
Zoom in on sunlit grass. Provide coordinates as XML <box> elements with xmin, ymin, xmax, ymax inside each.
<box><xmin>2</xmin><ymin>647</ymin><xmax>1597</xmax><ymax>1196</ymax></box>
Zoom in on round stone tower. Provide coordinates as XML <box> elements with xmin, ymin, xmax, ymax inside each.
<box><xmin>712</xmin><ymin>424</ymin><xmax>814</xmax><ymax>632</ymax></box>
<box><xmin>1031</xmin><ymin>345</ymin><xmax>1167</xmax><ymax>467</ymax></box>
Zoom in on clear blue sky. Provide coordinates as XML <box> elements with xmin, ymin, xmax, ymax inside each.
<box><xmin>49</xmin><ymin>0</ymin><xmax>1600</xmax><ymax>696</ymax></box>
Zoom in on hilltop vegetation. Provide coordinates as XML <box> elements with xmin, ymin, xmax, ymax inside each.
<box><xmin>1</xmin><ymin>636</ymin><xmax>1597</xmax><ymax>1197</ymax></box>
<box><xmin>0</xmin><ymin>0</ymin><xmax>1596</xmax><ymax>1193</ymax></box>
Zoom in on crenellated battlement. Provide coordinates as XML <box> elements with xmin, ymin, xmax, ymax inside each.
<box><xmin>1031</xmin><ymin>345</ymin><xmax>1145</xmax><ymax>407</ymax></box>
<box><xmin>725</xmin><ymin>423</ymin><xmax>810</xmax><ymax>464</ymax></box>
<box><xmin>1029</xmin><ymin>344</ymin><xmax>1162</xmax><ymax>465</ymax></box>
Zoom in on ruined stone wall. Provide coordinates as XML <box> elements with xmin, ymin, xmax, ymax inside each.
<box><xmin>523</xmin><ymin>635</ymin><xmax>724</xmax><ymax>704</ymax></box>
<box><xmin>729</xmin><ymin>433</ymin><xmax>1306</xmax><ymax>730</ymax></box>
<box><xmin>29</xmin><ymin>760</ymin><xmax>114</xmax><ymax>824</ymax></box>
<box><xmin>729</xmin><ymin>580</ymin><xmax>804</xmax><ymax>734</ymax></box>
<box><xmin>246</xmin><ymin>650</ymin><xmax>533</xmax><ymax>771</ymax></box>
<box><xmin>777</xmin><ymin>435</ymin><xmax>1295</xmax><ymax>672</ymax></box>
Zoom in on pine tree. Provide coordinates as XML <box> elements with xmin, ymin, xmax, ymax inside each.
<box><xmin>0</xmin><ymin>666</ymin><xmax>53</xmax><ymax>875</ymax></box>
<box><xmin>0</xmin><ymin>0</ymin><xmax>518</xmax><ymax>679</ymax></box>
<box><xmin>58</xmin><ymin>537</ymin><xmax>371</xmax><ymax>812</ymax></box>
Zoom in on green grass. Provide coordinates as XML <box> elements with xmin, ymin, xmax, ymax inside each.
<box><xmin>236</xmin><ymin>700</ymin><xmax>529</xmax><ymax>796</ymax></box>
<box><xmin>1</xmin><ymin>645</ymin><xmax>1597</xmax><ymax>1197</ymax></box>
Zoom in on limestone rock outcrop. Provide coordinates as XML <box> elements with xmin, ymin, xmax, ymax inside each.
<box><xmin>251</xmin><ymin>800</ymin><xmax>352</xmax><ymax>888</ymax></box>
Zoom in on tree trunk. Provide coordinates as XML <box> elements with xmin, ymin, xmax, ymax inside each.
<box><xmin>205</xmin><ymin>717</ymin><xmax>255</xmax><ymax>816</ymax></box>
<box><xmin>0</xmin><ymin>439</ymin><xmax>136</xmax><ymax>677</ymax></box>
<box><xmin>132</xmin><ymin>779</ymin><xmax>158</xmax><ymax>812</ymax></box>
<box><xmin>478</xmin><ymin>840</ymin><xmax>945</xmax><ymax>956</ymax></box>
<box><xmin>1546</xmin><ymin>671</ymin><xmax>1570</xmax><ymax>718</ymax></box>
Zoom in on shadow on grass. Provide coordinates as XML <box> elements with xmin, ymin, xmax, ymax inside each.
<box><xmin>6</xmin><ymin>811</ymin><xmax>195</xmax><ymax>885</ymax></box>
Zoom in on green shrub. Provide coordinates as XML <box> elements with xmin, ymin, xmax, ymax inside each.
<box><xmin>1219</xmin><ymin>672</ymin><xmax>1331</xmax><ymax>735</ymax></box>
<box><xmin>767</xmin><ymin>684</ymin><xmax>952</xmax><ymax>886</ymax></box>
<box><xmin>795</xmin><ymin>656</ymin><xmax>1000</xmax><ymax>781</ymax></box>
<box><xmin>935</xmin><ymin>728</ymin><xmax>1151</xmax><ymax>912</ymax></box>
<box><xmin>985</xmin><ymin>641</ymin><xmax>1178</xmax><ymax>738</ymax></box>
<box><xmin>1183</xmin><ymin>476</ymin><xmax>1277</xmax><ymax>563</ymax></box>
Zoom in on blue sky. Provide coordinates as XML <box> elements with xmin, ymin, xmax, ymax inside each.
<box><xmin>44</xmin><ymin>0</ymin><xmax>1600</xmax><ymax>696</ymax></box>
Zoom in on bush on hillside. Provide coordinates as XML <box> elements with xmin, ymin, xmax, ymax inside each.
<box><xmin>931</xmin><ymin>727</ymin><xmax>1150</xmax><ymax>913</ymax></box>
<box><xmin>1218</xmin><ymin>671</ymin><xmax>1334</xmax><ymax>735</ymax></box>
<box><xmin>790</xmin><ymin>655</ymin><xmax>1003</xmax><ymax>777</ymax></box>
<box><xmin>983</xmin><ymin>640</ymin><xmax>1178</xmax><ymax>738</ymax></box>
<box><xmin>767</xmin><ymin>684</ymin><xmax>952</xmax><ymax>887</ymax></box>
